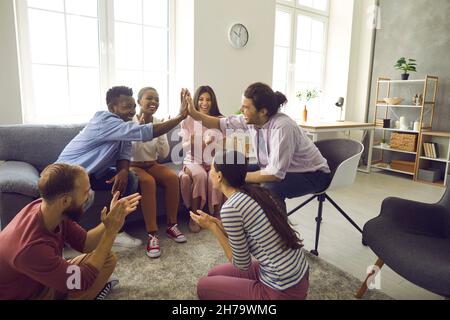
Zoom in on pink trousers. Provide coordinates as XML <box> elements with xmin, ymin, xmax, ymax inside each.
<box><xmin>197</xmin><ymin>261</ymin><xmax>309</xmax><ymax>300</ymax></box>
<box><xmin>179</xmin><ymin>163</ymin><xmax>223</xmax><ymax>214</ymax></box>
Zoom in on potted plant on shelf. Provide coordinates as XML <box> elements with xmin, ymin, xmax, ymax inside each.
<box><xmin>296</xmin><ymin>88</ymin><xmax>320</xmax><ymax>123</ymax></box>
<box><xmin>394</xmin><ymin>57</ymin><xmax>417</xmax><ymax>80</ymax></box>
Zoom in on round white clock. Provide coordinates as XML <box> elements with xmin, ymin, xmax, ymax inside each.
<box><xmin>228</xmin><ymin>23</ymin><xmax>249</xmax><ymax>48</ymax></box>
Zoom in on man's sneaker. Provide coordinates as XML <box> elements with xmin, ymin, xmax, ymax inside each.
<box><xmin>166</xmin><ymin>224</ymin><xmax>187</xmax><ymax>243</ymax></box>
<box><xmin>114</xmin><ymin>232</ymin><xmax>143</xmax><ymax>248</ymax></box>
<box><xmin>146</xmin><ymin>235</ymin><xmax>161</xmax><ymax>258</ymax></box>
<box><xmin>95</xmin><ymin>275</ymin><xmax>119</xmax><ymax>300</ymax></box>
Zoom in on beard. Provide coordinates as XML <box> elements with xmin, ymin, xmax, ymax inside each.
<box><xmin>63</xmin><ymin>203</ymin><xmax>84</xmax><ymax>223</ymax></box>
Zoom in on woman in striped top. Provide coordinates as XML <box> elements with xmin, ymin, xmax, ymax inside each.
<box><xmin>190</xmin><ymin>150</ymin><xmax>309</xmax><ymax>300</ymax></box>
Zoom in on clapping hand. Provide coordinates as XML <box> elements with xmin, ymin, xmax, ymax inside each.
<box><xmin>109</xmin><ymin>191</ymin><xmax>142</xmax><ymax>217</ymax></box>
<box><xmin>139</xmin><ymin>113</ymin><xmax>146</xmax><ymax>124</ymax></box>
<box><xmin>190</xmin><ymin>210</ymin><xmax>215</xmax><ymax>230</ymax></box>
<box><xmin>102</xmin><ymin>192</ymin><xmax>142</xmax><ymax>234</ymax></box>
<box><xmin>204</xmin><ymin>135</ymin><xmax>214</xmax><ymax>146</ymax></box>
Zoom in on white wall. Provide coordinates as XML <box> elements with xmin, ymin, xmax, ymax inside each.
<box><xmin>194</xmin><ymin>0</ymin><xmax>276</xmax><ymax>116</ymax></box>
<box><xmin>174</xmin><ymin>0</ymin><xmax>194</xmax><ymax>94</ymax></box>
<box><xmin>323</xmin><ymin>0</ymin><xmax>376</xmax><ymax>123</ymax></box>
<box><xmin>0</xmin><ymin>0</ymin><xmax>23</xmax><ymax>124</ymax></box>
<box><xmin>322</xmin><ymin>0</ymin><xmax>354</xmax><ymax>121</ymax></box>
<box><xmin>346</xmin><ymin>0</ymin><xmax>377</xmax><ymax>122</ymax></box>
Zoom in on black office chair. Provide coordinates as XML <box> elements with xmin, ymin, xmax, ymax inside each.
<box><xmin>288</xmin><ymin>139</ymin><xmax>364</xmax><ymax>256</ymax></box>
<box><xmin>356</xmin><ymin>184</ymin><xmax>450</xmax><ymax>299</ymax></box>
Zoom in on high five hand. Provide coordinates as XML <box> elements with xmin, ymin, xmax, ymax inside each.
<box><xmin>183</xmin><ymin>90</ymin><xmax>196</xmax><ymax>116</ymax></box>
<box><xmin>179</xmin><ymin>88</ymin><xmax>189</xmax><ymax>119</ymax></box>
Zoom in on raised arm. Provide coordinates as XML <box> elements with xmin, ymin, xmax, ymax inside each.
<box><xmin>152</xmin><ymin>88</ymin><xmax>189</xmax><ymax>138</ymax></box>
<box><xmin>152</xmin><ymin>115</ymin><xmax>184</xmax><ymax>138</ymax></box>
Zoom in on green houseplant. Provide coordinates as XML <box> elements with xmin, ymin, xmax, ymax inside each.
<box><xmin>296</xmin><ymin>89</ymin><xmax>320</xmax><ymax>123</ymax></box>
<box><xmin>394</xmin><ymin>57</ymin><xmax>417</xmax><ymax>80</ymax></box>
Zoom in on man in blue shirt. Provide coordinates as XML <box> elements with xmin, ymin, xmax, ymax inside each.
<box><xmin>57</xmin><ymin>86</ymin><xmax>188</xmax><ymax>247</ymax></box>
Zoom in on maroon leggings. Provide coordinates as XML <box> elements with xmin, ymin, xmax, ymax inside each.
<box><xmin>197</xmin><ymin>261</ymin><xmax>309</xmax><ymax>300</ymax></box>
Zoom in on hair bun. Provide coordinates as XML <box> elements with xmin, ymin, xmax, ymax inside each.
<box><xmin>274</xmin><ymin>91</ymin><xmax>288</xmax><ymax>108</ymax></box>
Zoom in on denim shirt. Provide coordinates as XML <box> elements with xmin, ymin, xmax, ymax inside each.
<box><xmin>57</xmin><ymin>111</ymin><xmax>154</xmax><ymax>176</ymax></box>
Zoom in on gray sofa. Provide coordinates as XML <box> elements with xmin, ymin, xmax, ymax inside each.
<box><xmin>0</xmin><ymin>124</ymin><xmax>184</xmax><ymax>230</ymax></box>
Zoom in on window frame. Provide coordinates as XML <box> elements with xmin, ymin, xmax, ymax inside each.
<box><xmin>15</xmin><ymin>0</ymin><xmax>175</xmax><ymax>124</ymax></box>
<box><xmin>278</xmin><ymin>0</ymin><xmax>330</xmax><ymax>16</ymax></box>
<box><xmin>274</xmin><ymin>0</ymin><xmax>329</xmax><ymax>120</ymax></box>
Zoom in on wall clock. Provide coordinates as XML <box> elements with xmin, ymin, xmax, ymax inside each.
<box><xmin>228</xmin><ymin>23</ymin><xmax>249</xmax><ymax>48</ymax></box>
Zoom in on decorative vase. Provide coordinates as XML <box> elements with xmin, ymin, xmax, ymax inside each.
<box><xmin>401</xmin><ymin>73</ymin><xmax>410</xmax><ymax>80</ymax></box>
<box><xmin>302</xmin><ymin>105</ymin><xmax>308</xmax><ymax>123</ymax></box>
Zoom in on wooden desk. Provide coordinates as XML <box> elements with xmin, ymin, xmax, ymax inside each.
<box><xmin>299</xmin><ymin>121</ymin><xmax>375</xmax><ymax>173</ymax></box>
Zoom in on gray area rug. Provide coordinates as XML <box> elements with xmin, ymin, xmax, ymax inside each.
<box><xmin>108</xmin><ymin>229</ymin><xmax>392</xmax><ymax>300</ymax></box>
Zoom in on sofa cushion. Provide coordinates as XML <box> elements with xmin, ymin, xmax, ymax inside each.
<box><xmin>0</xmin><ymin>125</ymin><xmax>85</xmax><ymax>172</ymax></box>
<box><xmin>0</xmin><ymin>161</ymin><xmax>40</xmax><ymax>197</ymax></box>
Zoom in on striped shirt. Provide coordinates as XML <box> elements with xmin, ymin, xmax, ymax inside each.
<box><xmin>221</xmin><ymin>191</ymin><xmax>309</xmax><ymax>291</ymax></box>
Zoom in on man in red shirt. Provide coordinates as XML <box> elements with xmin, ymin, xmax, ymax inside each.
<box><xmin>0</xmin><ymin>163</ymin><xmax>141</xmax><ymax>300</ymax></box>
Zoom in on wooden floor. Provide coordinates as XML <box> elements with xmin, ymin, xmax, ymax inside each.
<box><xmin>287</xmin><ymin>170</ymin><xmax>445</xmax><ymax>300</ymax></box>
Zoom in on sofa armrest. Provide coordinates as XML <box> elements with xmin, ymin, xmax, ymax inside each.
<box><xmin>0</xmin><ymin>161</ymin><xmax>40</xmax><ymax>198</ymax></box>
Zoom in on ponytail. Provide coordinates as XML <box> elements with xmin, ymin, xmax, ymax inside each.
<box><xmin>244</xmin><ymin>83</ymin><xmax>288</xmax><ymax>117</ymax></box>
<box><xmin>240</xmin><ymin>184</ymin><xmax>303</xmax><ymax>251</ymax></box>
<box><xmin>274</xmin><ymin>91</ymin><xmax>288</xmax><ymax>108</ymax></box>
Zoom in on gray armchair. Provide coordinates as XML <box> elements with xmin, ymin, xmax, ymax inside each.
<box><xmin>356</xmin><ymin>184</ymin><xmax>450</xmax><ymax>298</ymax></box>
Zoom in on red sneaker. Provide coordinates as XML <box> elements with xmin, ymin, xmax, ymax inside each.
<box><xmin>166</xmin><ymin>224</ymin><xmax>187</xmax><ymax>243</ymax></box>
<box><xmin>146</xmin><ymin>235</ymin><xmax>161</xmax><ymax>258</ymax></box>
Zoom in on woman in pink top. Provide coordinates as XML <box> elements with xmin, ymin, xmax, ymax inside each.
<box><xmin>179</xmin><ymin>86</ymin><xmax>224</xmax><ymax>233</ymax></box>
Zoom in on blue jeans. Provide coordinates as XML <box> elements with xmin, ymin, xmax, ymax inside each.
<box><xmin>89</xmin><ymin>168</ymin><xmax>139</xmax><ymax>197</ymax></box>
<box><xmin>247</xmin><ymin>164</ymin><xmax>331</xmax><ymax>202</ymax></box>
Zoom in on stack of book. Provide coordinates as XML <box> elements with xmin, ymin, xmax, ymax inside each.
<box><xmin>423</xmin><ymin>142</ymin><xmax>440</xmax><ymax>159</ymax></box>
<box><xmin>375</xmin><ymin>119</ymin><xmax>384</xmax><ymax>128</ymax></box>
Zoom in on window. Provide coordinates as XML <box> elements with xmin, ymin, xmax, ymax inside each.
<box><xmin>15</xmin><ymin>0</ymin><xmax>173</xmax><ymax>124</ymax></box>
<box><xmin>273</xmin><ymin>0</ymin><xmax>329</xmax><ymax>121</ymax></box>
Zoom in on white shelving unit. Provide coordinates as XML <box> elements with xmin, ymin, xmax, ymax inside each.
<box><xmin>370</xmin><ymin>75</ymin><xmax>439</xmax><ymax>177</ymax></box>
<box><xmin>372</xmin><ymin>163</ymin><xmax>415</xmax><ymax>176</ymax></box>
<box><xmin>373</xmin><ymin>145</ymin><xmax>417</xmax><ymax>155</ymax></box>
<box><xmin>375</xmin><ymin>128</ymin><xmax>419</xmax><ymax>134</ymax></box>
<box><xmin>375</xmin><ymin>104</ymin><xmax>423</xmax><ymax>109</ymax></box>
<box><xmin>378</xmin><ymin>79</ymin><xmax>432</xmax><ymax>84</ymax></box>
<box><xmin>416</xmin><ymin>131</ymin><xmax>450</xmax><ymax>187</ymax></box>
